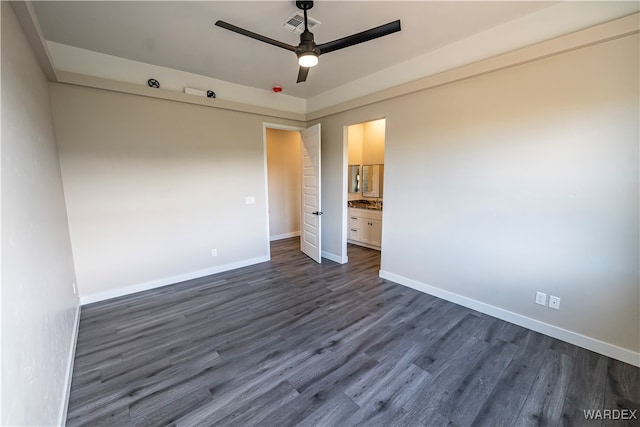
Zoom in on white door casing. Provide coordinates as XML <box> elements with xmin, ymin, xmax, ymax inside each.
<box><xmin>300</xmin><ymin>124</ymin><xmax>322</xmax><ymax>263</ymax></box>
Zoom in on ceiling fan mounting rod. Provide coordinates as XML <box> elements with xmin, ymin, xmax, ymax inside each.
<box><xmin>296</xmin><ymin>1</ymin><xmax>313</xmax><ymax>32</ymax></box>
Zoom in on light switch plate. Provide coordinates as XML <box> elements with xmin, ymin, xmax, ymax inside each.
<box><xmin>535</xmin><ymin>291</ymin><xmax>547</xmax><ymax>306</ymax></box>
<box><xmin>245</xmin><ymin>196</ymin><xmax>256</xmax><ymax>205</ymax></box>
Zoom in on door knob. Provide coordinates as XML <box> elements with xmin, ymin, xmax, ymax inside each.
<box><xmin>312</xmin><ymin>211</ymin><xmax>324</xmax><ymax>216</ymax></box>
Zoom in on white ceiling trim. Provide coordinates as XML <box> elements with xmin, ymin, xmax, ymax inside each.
<box><xmin>9</xmin><ymin>1</ymin><xmax>58</xmax><ymax>82</ymax></box>
<box><xmin>307</xmin><ymin>1</ymin><xmax>640</xmax><ymax>113</ymax></box>
<box><xmin>46</xmin><ymin>11</ymin><xmax>638</xmax><ymax>123</ymax></box>
<box><xmin>42</xmin><ymin>1</ymin><xmax>638</xmax><ymax>116</ymax></box>
<box><xmin>54</xmin><ymin>70</ymin><xmax>306</xmax><ymax>122</ymax></box>
<box><xmin>47</xmin><ymin>41</ymin><xmax>307</xmax><ymax>114</ymax></box>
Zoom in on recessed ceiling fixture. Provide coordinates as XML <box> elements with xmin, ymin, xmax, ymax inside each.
<box><xmin>215</xmin><ymin>1</ymin><xmax>401</xmax><ymax>84</ymax></box>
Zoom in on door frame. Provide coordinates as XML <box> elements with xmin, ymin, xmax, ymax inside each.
<box><xmin>341</xmin><ymin>124</ymin><xmax>350</xmax><ymax>263</ymax></box>
<box><xmin>262</xmin><ymin>122</ymin><xmax>305</xmax><ymax>260</ymax></box>
<box><xmin>342</xmin><ymin>117</ymin><xmax>387</xmax><ymax>262</ymax></box>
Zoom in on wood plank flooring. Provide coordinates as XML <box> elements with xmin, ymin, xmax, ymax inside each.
<box><xmin>67</xmin><ymin>238</ymin><xmax>640</xmax><ymax>426</ymax></box>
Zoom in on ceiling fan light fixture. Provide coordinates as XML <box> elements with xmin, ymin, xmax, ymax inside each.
<box><xmin>298</xmin><ymin>52</ymin><xmax>318</xmax><ymax>67</ymax></box>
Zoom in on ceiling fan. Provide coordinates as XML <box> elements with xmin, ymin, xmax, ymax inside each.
<box><xmin>215</xmin><ymin>1</ymin><xmax>401</xmax><ymax>84</ymax></box>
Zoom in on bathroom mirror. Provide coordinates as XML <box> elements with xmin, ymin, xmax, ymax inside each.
<box><xmin>362</xmin><ymin>164</ymin><xmax>384</xmax><ymax>198</ymax></box>
<box><xmin>348</xmin><ymin>165</ymin><xmax>360</xmax><ymax>193</ymax></box>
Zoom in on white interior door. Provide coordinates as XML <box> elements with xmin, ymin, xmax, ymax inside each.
<box><xmin>300</xmin><ymin>124</ymin><xmax>322</xmax><ymax>263</ymax></box>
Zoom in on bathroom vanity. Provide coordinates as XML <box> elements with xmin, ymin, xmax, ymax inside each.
<box><xmin>348</xmin><ymin>204</ymin><xmax>382</xmax><ymax>250</ymax></box>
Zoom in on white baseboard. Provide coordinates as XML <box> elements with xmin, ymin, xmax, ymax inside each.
<box><xmin>58</xmin><ymin>303</ymin><xmax>81</xmax><ymax>426</ymax></box>
<box><xmin>322</xmin><ymin>251</ymin><xmax>348</xmax><ymax>264</ymax></box>
<box><xmin>80</xmin><ymin>255</ymin><xmax>270</xmax><ymax>305</ymax></box>
<box><xmin>379</xmin><ymin>270</ymin><xmax>640</xmax><ymax>368</ymax></box>
<box><xmin>347</xmin><ymin>239</ymin><xmax>381</xmax><ymax>251</ymax></box>
<box><xmin>270</xmin><ymin>231</ymin><xmax>300</xmax><ymax>241</ymax></box>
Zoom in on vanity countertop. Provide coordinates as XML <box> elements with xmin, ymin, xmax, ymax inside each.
<box><xmin>348</xmin><ymin>200</ymin><xmax>383</xmax><ymax>211</ymax></box>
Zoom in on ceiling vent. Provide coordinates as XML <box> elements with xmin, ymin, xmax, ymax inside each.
<box><xmin>281</xmin><ymin>11</ymin><xmax>320</xmax><ymax>33</ymax></box>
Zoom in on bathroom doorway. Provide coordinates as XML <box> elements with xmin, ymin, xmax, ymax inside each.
<box><xmin>344</xmin><ymin>118</ymin><xmax>386</xmax><ymax>260</ymax></box>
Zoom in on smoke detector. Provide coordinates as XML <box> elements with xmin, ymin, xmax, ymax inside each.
<box><xmin>281</xmin><ymin>11</ymin><xmax>320</xmax><ymax>33</ymax></box>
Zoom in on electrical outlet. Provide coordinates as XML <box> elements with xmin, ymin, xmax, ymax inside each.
<box><xmin>549</xmin><ymin>295</ymin><xmax>561</xmax><ymax>310</ymax></box>
<box><xmin>211</xmin><ymin>248</ymin><xmax>217</xmax><ymax>257</ymax></box>
<box><xmin>535</xmin><ymin>291</ymin><xmax>547</xmax><ymax>306</ymax></box>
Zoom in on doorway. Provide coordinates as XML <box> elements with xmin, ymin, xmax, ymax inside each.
<box><xmin>265</xmin><ymin>127</ymin><xmax>302</xmax><ymax>242</ymax></box>
<box><xmin>263</xmin><ymin>123</ymin><xmax>322</xmax><ymax>263</ymax></box>
<box><xmin>344</xmin><ymin>118</ymin><xmax>386</xmax><ymax>260</ymax></box>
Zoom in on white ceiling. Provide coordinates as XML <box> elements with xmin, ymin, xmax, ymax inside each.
<box><xmin>33</xmin><ymin>1</ymin><xmax>639</xmax><ymax>101</ymax></box>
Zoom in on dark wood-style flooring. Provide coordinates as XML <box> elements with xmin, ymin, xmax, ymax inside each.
<box><xmin>67</xmin><ymin>238</ymin><xmax>639</xmax><ymax>426</ymax></box>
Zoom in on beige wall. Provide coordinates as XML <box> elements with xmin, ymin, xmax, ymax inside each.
<box><xmin>348</xmin><ymin>120</ymin><xmax>386</xmax><ymax>165</ymax></box>
<box><xmin>362</xmin><ymin>118</ymin><xmax>386</xmax><ymax>165</ymax></box>
<box><xmin>266</xmin><ymin>128</ymin><xmax>301</xmax><ymax>240</ymax></box>
<box><xmin>49</xmin><ymin>83</ymin><xmax>304</xmax><ymax>301</ymax></box>
<box><xmin>316</xmin><ymin>34</ymin><xmax>639</xmax><ymax>356</ymax></box>
<box><xmin>347</xmin><ymin>124</ymin><xmax>363</xmax><ymax>202</ymax></box>
<box><xmin>1</xmin><ymin>3</ymin><xmax>79</xmax><ymax>425</ymax></box>
<box><xmin>347</xmin><ymin>124</ymin><xmax>363</xmax><ymax>165</ymax></box>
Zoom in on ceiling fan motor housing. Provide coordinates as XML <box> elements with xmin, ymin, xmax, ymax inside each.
<box><xmin>296</xmin><ymin>30</ymin><xmax>321</xmax><ymax>58</ymax></box>
<box><xmin>295</xmin><ymin>0</ymin><xmax>319</xmax><ymax>61</ymax></box>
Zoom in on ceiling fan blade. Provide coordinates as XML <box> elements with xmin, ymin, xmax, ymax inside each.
<box><xmin>297</xmin><ymin>66</ymin><xmax>310</xmax><ymax>83</ymax></box>
<box><xmin>215</xmin><ymin>20</ymin><xmax>296</xmax><ymax>52</ymax></box>
<box><xmin>317</xmin><ymin>20</ymin><xmax>401</xmax><ymax>55</ymax></box>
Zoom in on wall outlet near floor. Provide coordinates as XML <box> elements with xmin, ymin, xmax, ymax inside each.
<box><xmin>211</xmin><ymin>248</ymin><xmax>217</xmax><ymax>257</ymax></box>
<box><xmin>549</xmin><ymin>295</ymin><xmax>561</xmax><ymax>310</ymax></box>
<box><xmin>535</xmin><ymin>291</ymin><xmax>547</xmax><ymax>306</ymax></box>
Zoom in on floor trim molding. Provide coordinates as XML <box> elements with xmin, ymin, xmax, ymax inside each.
<box><xmin>58</xmin><ymin>304</ymin><xmax>81</xmax><ymax>426</ymax></box>
<box><xmin>322</xmin><ymin>251</ymin><xmax>348</xmax><ymax>264</ymax></box>
<box><xmin>80</xmin><ymin>256</ymin><xmax>270</xmax><ymax>305</ymax></box>
<box><xmin>270</xmin><ymin>231</ymin><xmax>300</xmax><ymax>241</ymax></box>
<box><xmin>379</xmin><ymin>270</ymin><xmax>640</xmax><ymax>368</ymax></box>
<box><xmin>347</xmin><ymin>240</ymin><xmax>381</xmax><ymax>251</ymax></box>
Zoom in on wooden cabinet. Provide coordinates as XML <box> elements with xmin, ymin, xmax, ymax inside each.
<box><xmin>365</xmin><ymin>218</ymin><xmax>382</xmax><ymax>247</ymax></box>
<box><xmin>348</xmin><ymin>208</ymin><xmax>382</xmax><ymax>250</ymax></box>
